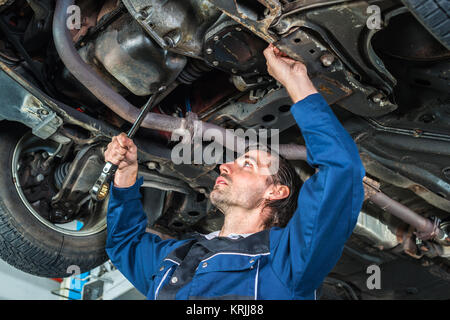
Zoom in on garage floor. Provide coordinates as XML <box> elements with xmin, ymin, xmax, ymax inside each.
<box><xmin>0</xmin><ymin>259</ymin><xmax>60</xmax><ymax>300</ymax></box>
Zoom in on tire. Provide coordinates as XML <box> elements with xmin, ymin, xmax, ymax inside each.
<box><xmin>401</xmin><ymin>0</ymin><xmax>450</xmax><ymax>49</ymax></box>
<box><xmin>0</xmin><ymin>122</ymin><xmax>108</xmax><ymax>277</ymax></box>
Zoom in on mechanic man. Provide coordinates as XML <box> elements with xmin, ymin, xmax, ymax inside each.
<box><xmin>104</xmin><ymin>44</ymin><xmax>366</xmax><ymax>300</ymax></box>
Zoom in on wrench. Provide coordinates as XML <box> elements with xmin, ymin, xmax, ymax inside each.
<box><xmin>90</xmin><ymin>86</ymin><xmax>165</xmax><ymax>201</ymax></box>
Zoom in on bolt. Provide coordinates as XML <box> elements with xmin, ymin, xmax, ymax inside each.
<box><xmin>137</xmin><ymin>10</ymin><xmax>148</xmax><ymax>20</ymax></box>
<box><xmin>36</xmin><ymin>174</ymin><xmax>44</xmax><ymax>182</ymax></box>
<box><xmin>443</xmin><ymin>167</ymin><xmax>450</xmax><ymax>180</ymax></box>
<box><xmin>206</xmin><ymin>48</ymin><xmax>213</xmax><ymax>54</ymax></box>
<box><xmin>320</xmin><ymin>53</ymin><xmax>334</xmax><ymax>67</ymax></box>
<box><xmin>213</xmin><ymin>35</ymin><xmax>219</xmax><ymax>41</ymax></box>
<box><xmin>197</xmin><ymin>188</ymin><xmax>207</xmax><ymax>194</ymax></box>
<box><xmin>147</xmin><ymin>162</ymin><xmax>159</xmax><ymax>170</ymax></box>
<box><xmin>39</xmin><ymin>109</ymin><xmax>49</xmax><ymax>115</ymax></box>
<box><xmin>231</xmin><ymin>68</ymin><xmax>237</xmax><ymax>74</ymax></box>
<box><xmin>371</xmin><ymin>93</ymin><xmax>385</xmax><ymax>104</ymax></box>
<box><xmin>235</xmin><ymin>27</ymin><xmax>242</xmax><ymax>32</ymax></box>
<box><xmin>212</xmin><ymin>61</ymin><xmax>219</xmax><ymax>66</ymax></box>
<box><xmin>164</xmin><ymin>36</ymin><xmax>175</xmax><ymax>48</ymax></box>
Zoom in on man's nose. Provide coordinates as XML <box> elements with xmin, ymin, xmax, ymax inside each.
<box><xmin>219</xmin><ymin>162</ymin><xmax>233</xmax><ymax>175</ymax></box>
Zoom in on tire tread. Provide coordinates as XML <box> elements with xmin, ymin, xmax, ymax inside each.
<box><xmin>402</xmin><ymin>0</ymin><xmax>450</xmax><ymax>49</ymax></box>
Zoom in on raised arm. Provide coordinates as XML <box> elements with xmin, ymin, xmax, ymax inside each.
<box><xmin>264</xmin><ymin>44</ymin><xmax>365</xmax><ymax>298</ymax></box>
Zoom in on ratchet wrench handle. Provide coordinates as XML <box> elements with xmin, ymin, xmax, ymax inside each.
<box><xmin>90</xmin><ymin>87</ymin><xmax>165</xmax><ymax>201</ymax></box>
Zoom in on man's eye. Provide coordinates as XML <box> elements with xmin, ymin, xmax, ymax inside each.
<box><xmin>244</xmin><ymin>161</ymin><xmax>252</xmax><ymax>168</ymax></box>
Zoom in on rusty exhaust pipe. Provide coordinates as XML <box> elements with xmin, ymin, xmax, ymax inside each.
<box><xmin>280</xmin><ymin>144</ymin><xmax>449</xmax><ymax>245</ymax></box>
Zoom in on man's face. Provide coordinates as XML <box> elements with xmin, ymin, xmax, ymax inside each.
<box><xmin>210</xmin><ymin>149</ymin><xmax>276</xmax><ymax>213</ymax></box>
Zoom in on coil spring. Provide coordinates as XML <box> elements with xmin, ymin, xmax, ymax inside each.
<box><xmin>54</xmin><ymin>162</ymin><xmax>72</xmax><ymax>190</ymax></box>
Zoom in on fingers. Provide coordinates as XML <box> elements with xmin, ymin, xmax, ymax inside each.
<box><xmin>127</xmin><ymin>143</ymin><xmax>137</xmax><ymax>155</ymax></box>
<box><xmin>105</xmin><ymin>144</ymin><xmax>125</xmax><ymax>165</ymax></box>
<box><xmin>105</xmin><ymin>133</ymin><xmax>137</xmax><ymax>165</ymax></box>
<box><xmin>263</xmin><ymin>44</ymin><xmax>276</xmax><ymax>62</ymax></box>
<box><xmin>117</xmin><ymin>132</ymin><xmax>133</xmax><ymax>149</ymax></box>
<box><xmin>264</xmin><ymin>43</ymin><xmax>289</xmax><ymax>60</ymax></box>
<box><xmin>279</xmin><ymin>56</ymin><xmax>298</xmax><ymax>65</ymax></box>
<box><xmin>273</xmin><ymin>46</ymin><xmax>284</xmax><ymax>57</ymax></box>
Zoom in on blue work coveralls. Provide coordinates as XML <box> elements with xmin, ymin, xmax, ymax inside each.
<box><xmin>105</xmin><ymin>93</ymin><xmax>366</xmax><ymax>300</ymax></box>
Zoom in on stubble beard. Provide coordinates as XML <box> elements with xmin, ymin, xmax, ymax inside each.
<box><xmin>210</xmin><ymin>184</ymin><xmax>265</xmax><ymax>214</ymax></box>
<box><xmin>210</xmin><ymin>185</ymin><xmax>233</xmax><ymax>214</ymax></box>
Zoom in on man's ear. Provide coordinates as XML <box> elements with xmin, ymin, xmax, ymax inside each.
<box><xmin>265</xmin><ymin>184</ymin><xmax>290</xmax><ymax>201</ymax></box>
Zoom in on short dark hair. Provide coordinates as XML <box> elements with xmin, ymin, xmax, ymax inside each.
<box><xmin>262</xmin><ymin>154</ymin><xmax>303</xmax><ymax>228</ymax></box>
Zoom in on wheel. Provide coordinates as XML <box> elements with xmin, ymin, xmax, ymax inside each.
<box><xmin>0</xmin><ymin>122</ymin><xmax>108</xmax><ymax>277</ymax></box>
<box><xmin>402</xmin><ymin>0</ymin><xmax>450</xmax><ymax>49</ymax></box>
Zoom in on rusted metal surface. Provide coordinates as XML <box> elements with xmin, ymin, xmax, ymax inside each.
<box><xmin>51</xmin><ymin>144</ymin><xmax>105</xmax><ymax>219</ymax></box>
<box><xmin>53</xmin><ymin>1</ymin><xmax>277</xmax><ymax>152</ymax></box>
<box><xmin>70</xmin><ymin>1</ymin><xmax>99</xmax><ymax>43</ymax></box>
<box><xmin>281</xmin><ymin>0</ymin><xmax>348</xmax><ymax>12</ymax></box>
<box><xmin>362</xmin><ymin>176</ymin><xmax>380</xmax><ymax>200</ymax></box>
<box><xmin>97</xmin><ymin>0</ymin><xmax>119</xmax><ymax>22</ymax></box>
<box><xmin>0</xmin><ymin>60</ymin><xmax>121</xmax><ymax>138</ymax></box>
<box><xmin>367</xmin><ymin>185</ymin><xmax>448</xmax><ymax>243</ymax></box>
<box><xmin>52</xmin><ymin>0</ymin><xmax>449</xmax><ymax>247</ymax></box>
<box><xmin>121</xmin><ymin>0</ymin><xmax>221</xmax><ymax>58</ymax></box>
<box><xmin>274</xmin><ymin>28</ymin><xmax>355</xmax><ymax>106</ymax></box>
<box><xmin>272</xmin><ymin>143</ymin><xmax>450</xmax><ymax>245</ymax></box>
<box><xmin>54</xmin><ymin>0</ymin><xmax>186</xmax><ymax>133</ymax></box>
<box><xmin>203</xmin><ymin>18</ymin><xmax>269</xmax><ymax>75</ymax></box>
<box><xmin>313</xmin><ymin>75</ymin><xmax>353</xmax><ymax>105</ymax></box>
<box><xmin>0</xmin><ymin>68</ymin><xmax>63</xmax><ymax>139</ymax></box>
<box><xmin>210</xmin><ymin>87</ymin><xmax>295</xmax><ymax>131</ymax></box>
<box><xmin>207</xmin><ymin>0</ymin><xmax>282</xmax><ymax>43</ymax></box>
<box><xmin>358</xmin><ymin>117</ymin><xmax>450</xmax><ymax>213</ymax></box>
<box><xmin>272</xmin><ymin>1</ymin><xmax>402</xmax><ymax>119</ymax></box>
<box><xmin>90</xmin><ymin>14</ymin><xmax>187</xmax><ymax>96</ymax></box>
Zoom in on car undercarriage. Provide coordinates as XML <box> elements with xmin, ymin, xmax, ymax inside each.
<box><xmin>0</xmin><ymin>0</ymin><xmax>449</xmax><ymax>299</ymax></box>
